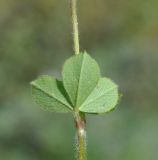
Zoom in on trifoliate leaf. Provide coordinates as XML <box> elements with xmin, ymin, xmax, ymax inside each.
<box><xmin>62</xmin><ymin>52</ymin><xmax>100</xmax><ymax>108</ymax></box>
<box><xmin>31</xmin><ymin>76</ymin><xmax>73</xmax><ymax>112</ymax></box>
<box><xmin>79</xmin><ymin>78</ymin><xmax>118</xmax><ymax>114</ymax></box>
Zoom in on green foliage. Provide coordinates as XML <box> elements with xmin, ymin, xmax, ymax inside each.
<box><xmin>79</xmin><ymin>78</ymin><xmax>118</xmax><ymax>113</ymax></box>
<box><xmin>31</xmin><ymin>52</ymin><xmax>118</xmax><ymax>114</ymax></box>
<box><xmin>31</xmin><ymin>76</ymin><xmax>72</xmax><ymax>112</ymax></box>
<box><xmin>62</xmin><ymin>52</ymin><xmax>100</xmax><ymax>107</ymax></box>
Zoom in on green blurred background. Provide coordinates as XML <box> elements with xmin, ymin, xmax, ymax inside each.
<box><xmin>0</xmin><ymin>0</ymin><xmax>158</xmax><ymax>160</ymax></box>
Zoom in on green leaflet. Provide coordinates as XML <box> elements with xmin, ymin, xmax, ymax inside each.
<box><xmin>79</xmin><ymin>78</ymin><xmax>118</xmax><ymax>114</ymax></box>
<box><xmin>31</xmin><ymin>76</ymin><xmax>73</xmax><ymax>112</ymax></box>
<box><xmin>62</xmin><ymin>52</ymin><xmax>100</xmax><ymax>108</ymax></box>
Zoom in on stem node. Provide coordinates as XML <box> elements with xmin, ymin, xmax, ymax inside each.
<box><xmin>74</xmin><ymin>112</ymin><xmax>87</xmax><ymax>160</ymax></box>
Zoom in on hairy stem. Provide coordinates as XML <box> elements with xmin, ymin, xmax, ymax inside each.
<box><xmin>70</xmin><ymin>1</ymin><xmax>86</xmax><ymax>159</ymax></box>
<box><xmin>70</xmin><ymin>0</ymin><xmax>80</xmax><ymax>55</ymax></box>
<box><xmin>74</xmin><ymin>112</ymin><xmax>87</xmax><ymax>160</ymax></box>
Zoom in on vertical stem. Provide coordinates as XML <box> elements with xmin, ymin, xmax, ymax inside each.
<box><xmin>70</xmin><ymin>0</ymin><xmax>80</xmax><ymax>55</ymax></box>
<box><xmin>70</xmin><ymin>0</ymin><xmax>86</xmax><ymax>159</ymax></box>
<box><xmin>74</xmin><ymin>112</ymin><xmax>87</xmax><ymax>160</ymax></box>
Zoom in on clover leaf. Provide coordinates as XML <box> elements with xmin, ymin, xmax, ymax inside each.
<box><xmin>31</xmin><ymin>76</ymin><xmax>72</xmax><ymax>112</ymax></box>
<box><xmin>62</xmin><ymin>52</ymin><xmax>100</xmax><ymax>107</ymax></box>
<box><xmin>31</xmin><ymin>52</ymin><xmax>118</xmax><ymax>114</ymax></box>
<box><xmin>79</xmin><ymin>78</ymin><xmax>118</xmax><ymax>113</ymax></box>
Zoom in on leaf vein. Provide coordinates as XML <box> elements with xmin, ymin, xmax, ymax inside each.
<box><xmin>75</xmin><ymin>54</ymin><xmax>84</xmax><ymax>107</ymax></box>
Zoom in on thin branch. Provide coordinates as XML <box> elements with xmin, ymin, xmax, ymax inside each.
<box><xmin>70</xmin><ymin>0</ymin><xmax>80</xmax><ymax>55</ymax></box>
